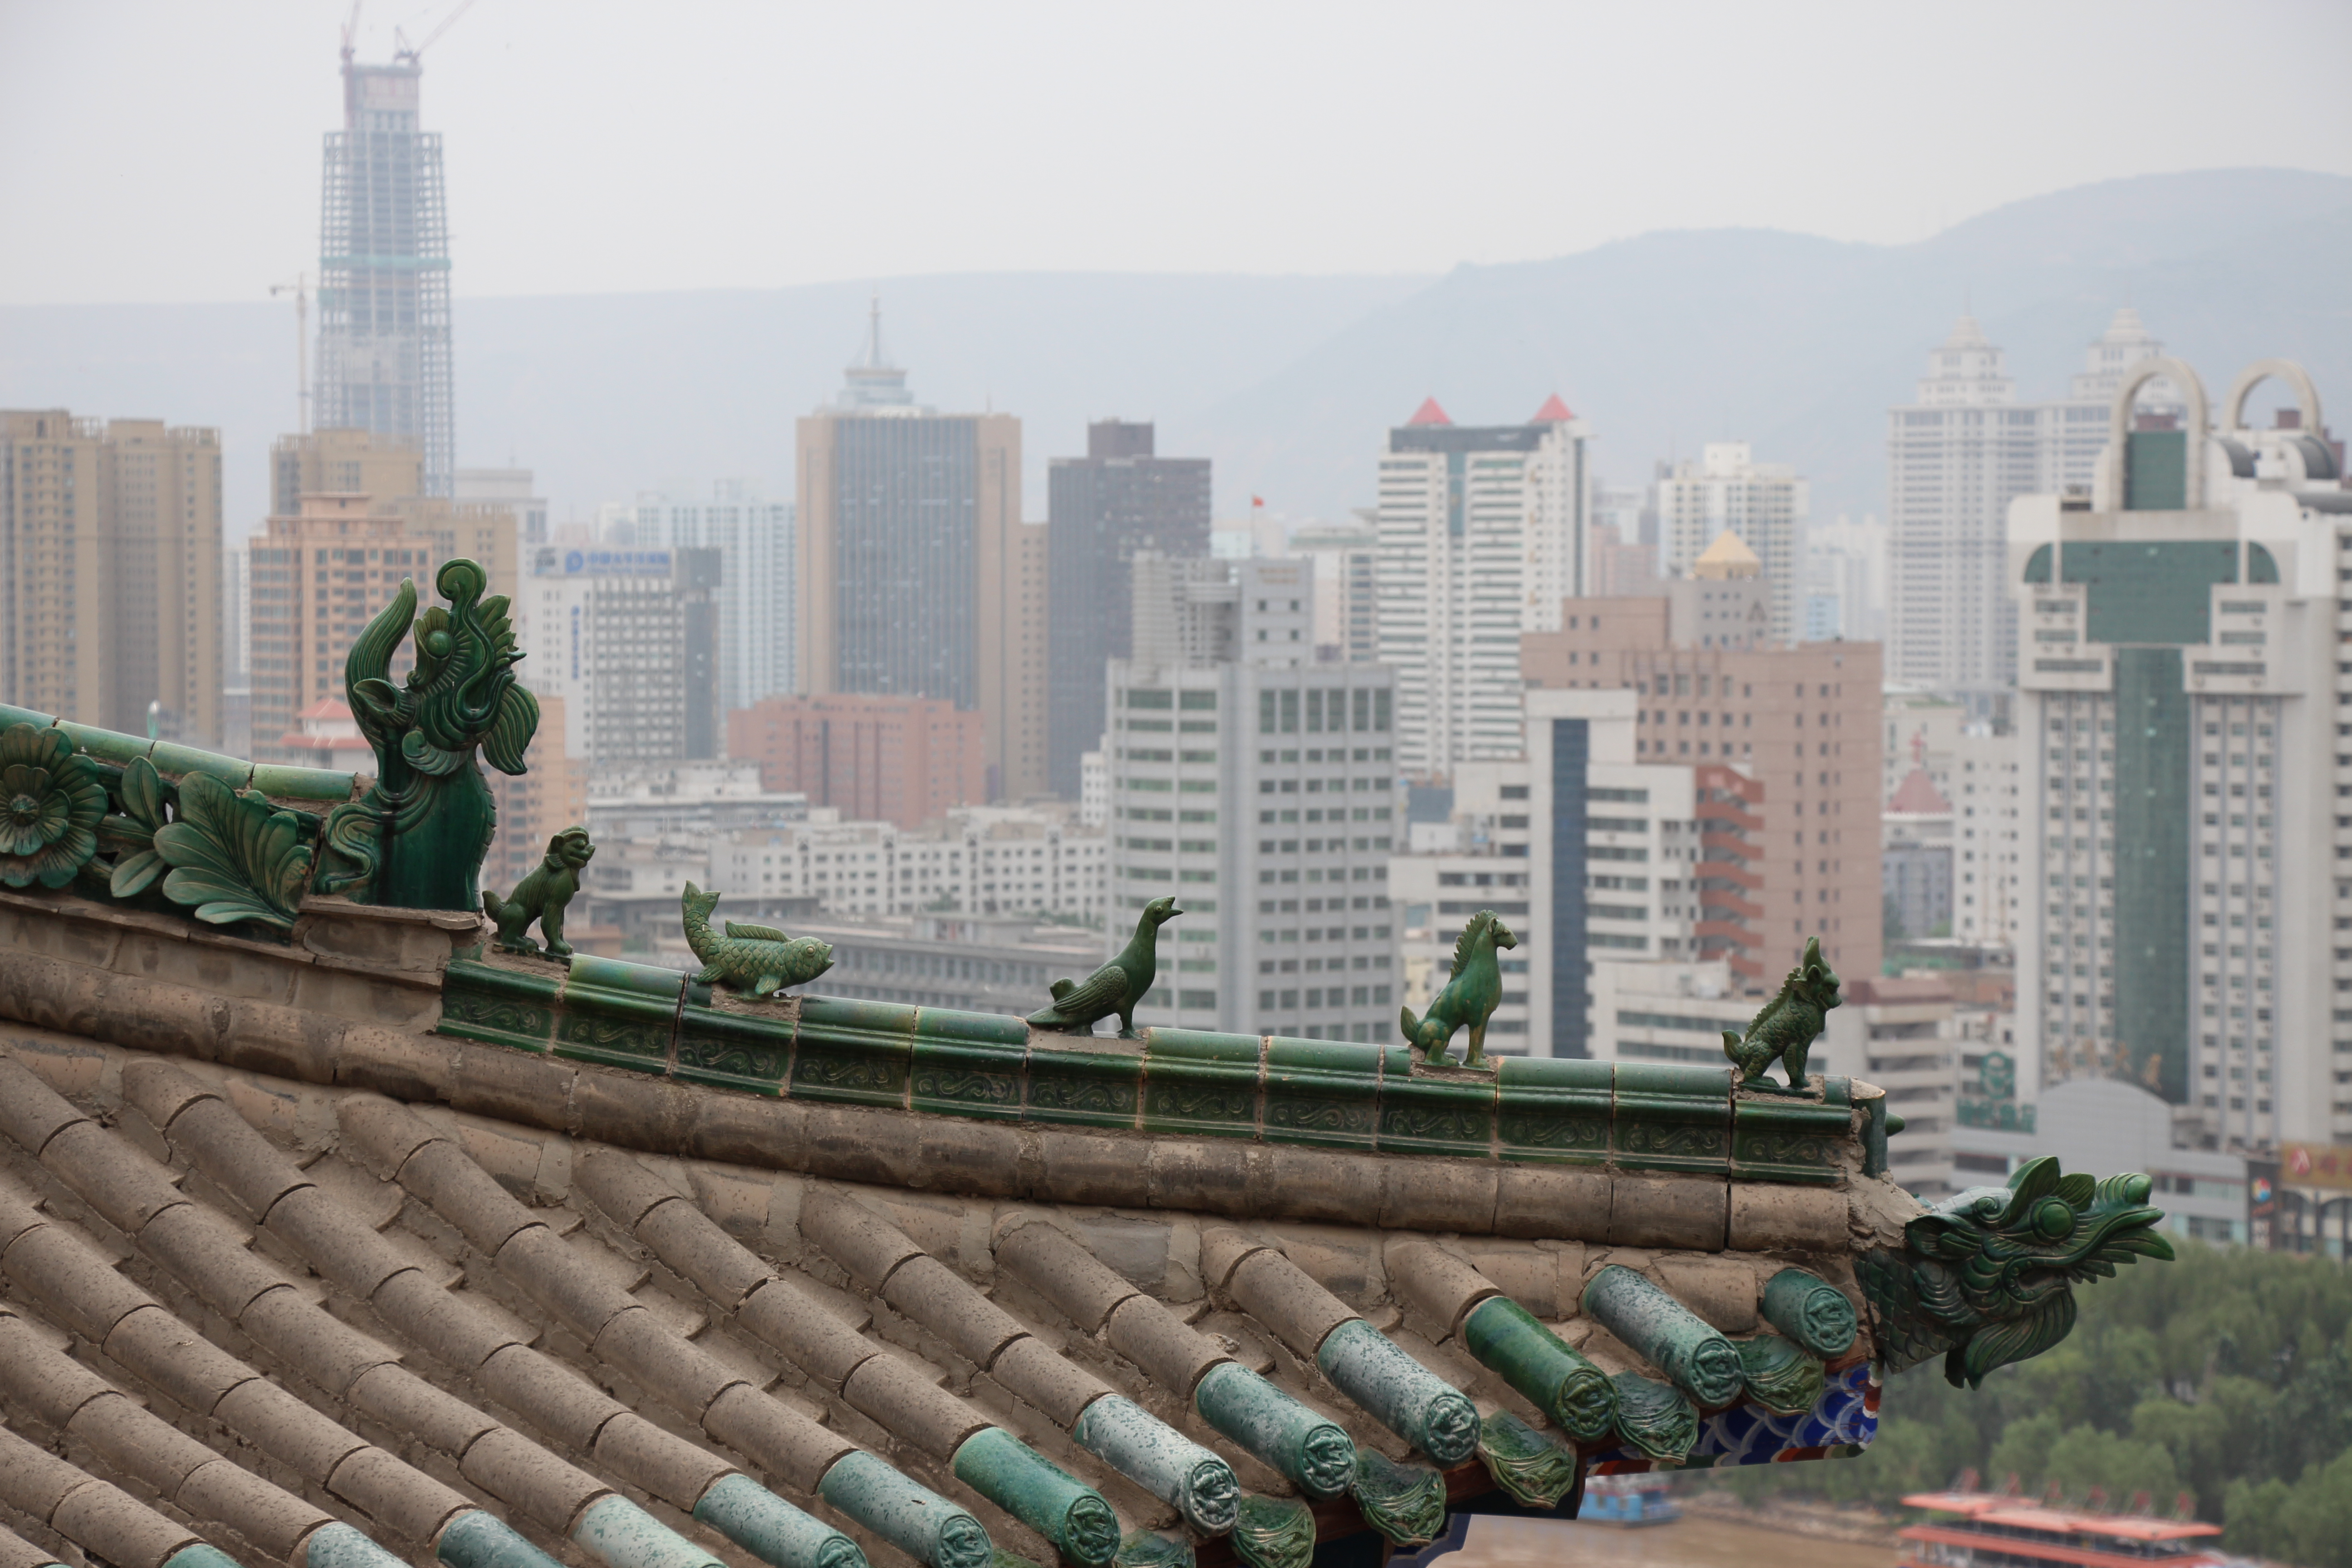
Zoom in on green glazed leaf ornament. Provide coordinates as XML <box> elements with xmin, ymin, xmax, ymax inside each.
<box><xmin>1477</xmin><ymin>1410</ymin><xmax>1582</xmax><ymax>1509</ymax></box>
<box><xmin>0</xmin><ymin>723</ymin><xmax>107</xmax><ymax>890</ymax></box>
<box><xmin>101</xmin><ymin>755</ymin><xmax>172</xmax><ymax>898</ymax></box>
<box><xmin>153</xmin><ymin>773</ymin><xmax>314</xmax><ymax>931</ymax></box>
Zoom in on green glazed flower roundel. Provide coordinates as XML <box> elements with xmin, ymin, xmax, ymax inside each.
<box><xmin>0</xmin><ymin>724</ymin><xmax>106</xmax><ymax>890</ymax></box>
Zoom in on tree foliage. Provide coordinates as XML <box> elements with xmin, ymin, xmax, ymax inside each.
<box><xmin>1702</xmin><ymin>1242</ymin><xmax>2352</xmax><ymax>1566</ymax></box>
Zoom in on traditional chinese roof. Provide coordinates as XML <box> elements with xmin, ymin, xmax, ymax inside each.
<box><xmin>0</xmin><ymin>578</ymin><xmax>2176</xmax><ymax>1568</ymax></box>
<box><xmin>1886</xmin><ymin>767</ymin><xmax>1951</xmax><ymax>816</ymax></box>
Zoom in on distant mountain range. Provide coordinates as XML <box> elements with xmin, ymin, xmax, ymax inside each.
<box><xmin>2</xmin><ymin>167</ymin><xmax>2346</xmax><ymax>538</ymax></box>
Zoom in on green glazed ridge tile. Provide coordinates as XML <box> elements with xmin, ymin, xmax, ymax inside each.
<box><xmin>675</xmin><ymin>1005</ymin><xmax>793</xmax><ymax>1095</ymax></box>
<box><xmin>1376</xmin><ymin>1046</ymin><xmax>1496</xmax><ymax>1157</ymax></box>
<box><xmin>911</xmin><ymin>1030</ymin><xmax>1028</xmax><ymax>1122</ymax></box>
<box><xmin>1262</xmin><ymin>1034</ymin><xmax>1380</xmax><ymax>1151</ymax></box>
<box><xmin>1024</xmin><ymin>1047</ymin><xmax>1143</xmax><ymax>1129</ymax></box>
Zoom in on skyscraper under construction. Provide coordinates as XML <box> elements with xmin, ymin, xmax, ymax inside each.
<box><xmin>315</xmin><ymin>46</ymin><xmax>454</xmax><ymax>497</ymax></box>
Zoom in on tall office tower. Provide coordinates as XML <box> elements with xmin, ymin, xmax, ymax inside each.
<box><xmin>796</xmin><ymin>310</ymin><xmax>1042</xmax><ymax>799</ymax></box>
<box><xmin>1</xmin><ymin>411</ymin><xmax>223</xmax><ymax>744</ymax></box>
<box><xmin>1524</xmin><ymin>598</ymin><xmax>1884</xmax><ymax>986</ymax></box>
<box><xmin>247</xmin><ymin>494</ymin><xmax>445</xmax><ymax>764</ymax></box>
<box><xmin>271</xmin><ymin>427</ymin><xmax>423</xmax><ymax>516</ymax></box>
<box><xmin>315</xmin><ymin>49</ymin><xmax>454</xmax><ymax>497</ymax></box>
<box><xmin>1656</xmin><ymin>442</ymin><xmax>1805</xmax><ymax>648</ymax></box>
<box><xmin>1289</xmin><ymin>518</ymin><xmax>1379</xmax><ymax>663</ymax></box>
<box><xmin>726</xmin><ymin>693</ymin><xmax>985</xmax><ymax>830</ymax></box>
<box><xmin>1111</xmin><ymin>558</ymin><xmax>1401</xmax><ymax>1039</ymax></box>
<box><xmin>521</xmin><ymin>545</ymin><xmax>723</xmax><ymax>770</ymax></box>
<box><xmin>456</xmin><ymin>469</ymin><xmax>549</xmax><ymax>547</ymax></box>
<box><xmin>2010</xmin><ymin>356</ymin><xmax>2351</xmax><ymax>1152</ymax></box>
<box><xmin>1375</xmin><ymin>397</ymin><xmax>1590</xmax><ymax>779</ymax></box>
<box><xmin>600</xmin><ymin>482</ymin><xmax>795</xmax><ymax>713</ymax></box>
<box><xmin>1886</xmin><ymin>309</ymin><xmax>2177</xmax><ymax>709</ymax></box>
<box><xmin>1044</xmin><ymin>421</ymin><xmax>1212</xmax><ymax>798</ymax></box>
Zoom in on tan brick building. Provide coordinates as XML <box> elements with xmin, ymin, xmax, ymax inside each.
<box><xmin>1</xmin><ymin>410</ymin><xmax>224</xmax><ymax>745</ymax></box>
<box><xmin>1525</xmin><ymin>598</ymin><xmax>1885</xmax><ymax>984</ymax></box>
<box><xmin>726</xmin><ymin>693</ymin><xmax>985</xmax><ymax>830</ymax></box>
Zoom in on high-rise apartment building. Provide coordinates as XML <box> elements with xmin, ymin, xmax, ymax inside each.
<box><xmin>1887</xmin><ymin>309</ymin><xmax>2172</xmax><ymax>706</ymax></box>
<box><xmin>456</xmin><ymin>469</ymin><xmax>549</xmax><ymax>548</ymax></box>
<box><xmin>1375</xmin><ymin>397</ymin><xmax>1590</xmax><ymax>779</ymax></box>
<box><xmin>521</xmin><ymin>545</ymin><xmax>722</xmax><ymax>770</ymax></box>
<box><xmin>726</xmin><ymin>693</ymin><xmax>985</xmax><ymax>830</ymax></box>
<box><xmin>1111</xmin><ymin>559</ymin><xmax>1401</xmax><ymax>1039</ymax></box>
<box><xmin>1656</xmin><ymin>442</ymin><xmax>1805</xmax><ymax>647</ymax></box>
<box><xmin>272</xmin><ymin>428</ymin><xmax>424</xmax><ymax>517</ymax></box>
<box><xmin>1</xmin><ymin>411</ymin><xmax>223</xmax><ymax>744</ymax></box>
<box><xmin>796</xmin><ymin>310</ymin><xmax>1042</xmax><ymax>799</ymax></box>
<box><xmin>1524</xmin><ymin>601</ymin><xmax>1884</xmax><ymax>986</ymax></box>
<box><xmin>316</xmin><ymin>49</ymin><xmax>454</xmax><ymax>497</ymax></box>
<box><xmin>2009</xmin><ymin>355</ymin><xmax>2351</xmax><ymax>1151</ymax></box>
<box><xmin>1045</xmin><ymin>421</ymin><xmax>1211</xmax><ymax>797</ymax></box>
<box><xmin>248</xmin><ymin>494</ymin><xmax>446</xmax><ymax>764</ymax></box>
<box><xmin>598</xmin><ymin>481</ymin><xmax>794</xmax><ymax>714</ymax></box>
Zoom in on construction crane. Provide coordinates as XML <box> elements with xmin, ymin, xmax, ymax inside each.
<box><xmin>270</xmin><ymin>274</ymin><xmax>310</xmax><ymax>435</ymax></box>
<box><xmin>394</xmin><ymin>0</ymin><xmax>479</xmax><ymax>62</ymax></box>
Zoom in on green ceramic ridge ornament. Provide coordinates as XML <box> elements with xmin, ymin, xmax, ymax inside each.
<box><xmin>1349</xmin><ymin>1449</ymin><xmax>1446</xmax><ymax>1548</ymax></box>
<box><xmin>1399</xmin><ymin>909</ymin><xmax>1515</xmax><ymax>1068</ymax></box>
<box><xmin>681</xmin><ymin>881</ymin><xmax>834</xmax><ymax>995</ymax></box>
<box><xmin>0</xmin><ymin>722</ymin><xmax>105</xmax><ymax>889</ymax></box>
<box><xmin>1724</xmin><ymin>935</ymin><xmax>1841</xmax><ymax>1093</ymax></box>
<box><xmin>318</xmin><ymin>559</ymin><xmax>538</xmax><ymax>911</ymax></box>
<box><xmin>154</xmin><ymin>772</ymin><xmax>316</xmax><ymax>931</ymax></box>
<box><xmin>484</xmin><ymin>825</ymin><xmax>596</xmax><ymax>958</ymax></box>
<box><xmin>1029</xmin><ymin>895</ymin><xmax>1181</xmax><ymax>1037</ymax></box>
<box><xmin>1857</xmin><ymin>1156</ymin><xmax>2174</xmax><ymax>1390</ymax></box>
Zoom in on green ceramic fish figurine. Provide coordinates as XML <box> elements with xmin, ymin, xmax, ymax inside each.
<box><xmin>681</xmin><ymin>881</ymin><xmax>833</xmax><ymax>997</ymax></box>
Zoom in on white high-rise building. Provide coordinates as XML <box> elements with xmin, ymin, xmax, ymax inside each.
<box><xmin>1109</xmin><ymin>559</ymin><xmax>1402</xmax><ymax>1039</ymax></box>
<box><xmin>2009</xmin><ymin>353</ymin><xmax>2350</xmax><ymax>1152</ymax></box>
<box><xmin>1888</xmin><ymin>309</ymin><xmax>2177</xmax><ymax>706</ymax></box>
<box><xmin>1656</xmin><ymin>443</ymin><xmax>1805</xmax><ymax>647</ymax></box>
<box><xmin>598</xmin><ymin>481</ymin><xmax>794</xmax><ymax>715</ymax></box>
<box><xmin>1374</xmin><ymin>396</ymin><xmax>1590</xmax><ymax>779</ymax></box>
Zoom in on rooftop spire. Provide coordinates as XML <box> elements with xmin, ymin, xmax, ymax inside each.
<box><xmin>834</xmin><ymin>294</ymin><xmax>918</xmax><ymax>412</ymax></box>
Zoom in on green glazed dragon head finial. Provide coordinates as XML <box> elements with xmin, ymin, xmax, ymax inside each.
<box><xmin>1858</xmin><ymin>1155</ymin><xmax>2174</xmax><ymax>1390</ymax></box>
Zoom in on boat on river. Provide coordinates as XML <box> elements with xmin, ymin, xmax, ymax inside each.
<box><xmin>1900</xmin><ymin>1486</ymin><xmax>2227</xmax><ymax>1568</ymax></box>
<box><xmin>1581</xmin><ymin>1472</ymin><xmax>1681</xmax><ymax>1526</ymax></box>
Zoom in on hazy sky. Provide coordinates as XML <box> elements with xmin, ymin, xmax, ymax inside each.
<box><xmin>4</xmin><ymin>0</ymin><xmax>2350</xmax><ymax>305</ymax></box>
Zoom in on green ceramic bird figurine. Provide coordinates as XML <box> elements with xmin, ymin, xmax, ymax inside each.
<box><xmin>1028</xmin><ymin>896</ymin><xmax>1182</xmax><ymax>1038</ymax></box>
